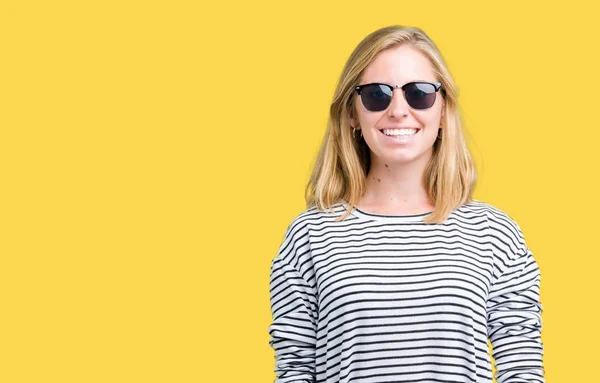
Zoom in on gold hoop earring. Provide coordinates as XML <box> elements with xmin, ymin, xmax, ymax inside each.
<box><xmin>352</xmin><ymin>126</ymin><xmax>362</xmax><ymax>139</ymax></box>
<box><xmin>437</xmin><ymin>128</ymin><xmax>443</xmax><ymax>139</ymax></box>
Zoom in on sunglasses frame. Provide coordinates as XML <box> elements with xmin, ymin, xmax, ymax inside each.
<box><xmin>354</xmin><ymin>81</ymin><xmax>443</xmax><ymax>111</ymax></box>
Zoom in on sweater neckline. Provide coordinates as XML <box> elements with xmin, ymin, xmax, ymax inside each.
<box><xmin>343</xmin><ymin>202</ymin><xmax>433</xmax><ymax>223</ymax></box>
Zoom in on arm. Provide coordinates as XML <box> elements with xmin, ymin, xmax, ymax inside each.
<box><xmin>486</xmin><ymin>216</ymin><xmax>546</xmax><ymax>383</ymax></box>
<box><xmin>268</xmin><ymin>223</ymin><xmax>317</xmax><ymax>383</ymax></box>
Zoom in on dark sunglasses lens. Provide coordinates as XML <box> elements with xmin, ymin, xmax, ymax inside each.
<box><xmin>405</xmin><ymin>83</ymin><xmax>437</xmax><ymax>109</ymax></box>
<box><xmin>361</xmin><ymin>84</ymin><xmax>392</xmax><ymax>111</ymax></box>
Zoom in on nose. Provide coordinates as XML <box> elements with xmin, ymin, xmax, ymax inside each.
<box><xmin>388</xmin><ymin>88</ymin><xmax>410</xmax><ymax>117</ymax></box>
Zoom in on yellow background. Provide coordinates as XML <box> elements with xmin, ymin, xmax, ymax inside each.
<box><xmin>1</xmin><ymin>0</ymin><xmax>597</xmax><ymax>382</ymax></box>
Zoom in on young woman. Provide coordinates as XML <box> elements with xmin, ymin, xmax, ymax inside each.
<box><xmin>268</xmin><ymin>25</ymin><xmax>545</xmax><ymax>383</ymax></box>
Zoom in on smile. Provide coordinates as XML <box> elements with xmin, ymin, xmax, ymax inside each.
<box><xmin>380</xmin><ymin>128</ymin><xmax>419</xmax><ymax>136</ymax></box>
<box><xmin>378</xmin><ymin>128</ymin><xmax>421</xmax><ymax>143</ymax></box>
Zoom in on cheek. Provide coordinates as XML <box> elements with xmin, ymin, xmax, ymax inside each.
<box><xmin>355</xmin><ymin>108</ymin><xmax>378</xmax><ymax>126</ymax></box>
<box><xmin>423</xmin><ymin>109</ymin><xmax>443</xmax><ymax>126</ymax></box>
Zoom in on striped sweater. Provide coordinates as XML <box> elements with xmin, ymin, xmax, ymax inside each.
<box><xmin>268</xmin><ymin>199</ymin><xmax>545</xmax><ymax>383</ymax></box>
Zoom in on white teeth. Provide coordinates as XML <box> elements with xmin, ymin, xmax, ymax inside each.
<box><xmin>381</xmin><ymin>128</ymin><xmax>418</xmax><ymax>136</ymax></box>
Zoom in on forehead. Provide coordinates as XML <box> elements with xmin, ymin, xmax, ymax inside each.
<box><xmin>360</xmin><ymin>45</ymin><xmax>436</xmax><ymax>84</ymax></box>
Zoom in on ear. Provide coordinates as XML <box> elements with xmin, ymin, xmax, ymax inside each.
<box><xmin>348</xmin><ymin>109</ymin><xmax>358</xmax><ymax>128</ymax></box>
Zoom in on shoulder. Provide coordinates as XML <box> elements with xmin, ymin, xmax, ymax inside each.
<box><xmin>275</xmin><ymin>202</ymin><xmax>350</xmax><ymax>263</ymax></box>
<box><xmin>468</xmin><ymin>199</ymin><xmax>528</xmax><ymax>263</ymax></box>
<box><xmin>478</xmin><ymin>200</ymin><xmax>525</xmax><ymax>241</ymax></box>
<box><xmin>281</xmin><ymin>202</ymin><xmax>351</xmax><ymax>238</ymax></box>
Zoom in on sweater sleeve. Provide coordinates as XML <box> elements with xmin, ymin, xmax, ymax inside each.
<box><xmin>486</xmin><ymin>213</ymin><xmax>546</xmax><ymax>383</ymax></box>
<box><xmin>268</xmin><ymin>222</ymin><xmax>318</xmax><ymax>383</ymax></box>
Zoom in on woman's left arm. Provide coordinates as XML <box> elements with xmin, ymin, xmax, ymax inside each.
<box><xmin>487</xmin><ymin>242</ymin><xmax>546</xmax><ymax>383</ymax></box>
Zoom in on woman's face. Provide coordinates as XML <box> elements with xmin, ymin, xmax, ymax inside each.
<box><xmin>351</xmin><ymin>44</ymin><xmax>445</xmax><ymax>166</ymax></box>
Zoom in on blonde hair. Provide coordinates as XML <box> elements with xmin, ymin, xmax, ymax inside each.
<box><xmin>304</xmin><ymin>25</ymin><xmax>478</xmax><ymax>224</ymax></box>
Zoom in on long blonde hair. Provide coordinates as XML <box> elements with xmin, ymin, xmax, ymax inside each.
<box><xmin>305</xmin><ymin>25</ymin><xmax>478</xmax><ymax>224</ymax></box>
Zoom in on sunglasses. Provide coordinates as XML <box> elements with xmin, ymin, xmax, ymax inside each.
<box><xmin>354</xmin><ymin>81</ymin><xmax>442</xmax><ymax>111</ymax></box>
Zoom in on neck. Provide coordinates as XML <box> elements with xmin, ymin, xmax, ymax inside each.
<box><xmin>359</xmin><ymin>151</ymin><xmax>434</xmax><ymax>210</ymax></box>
